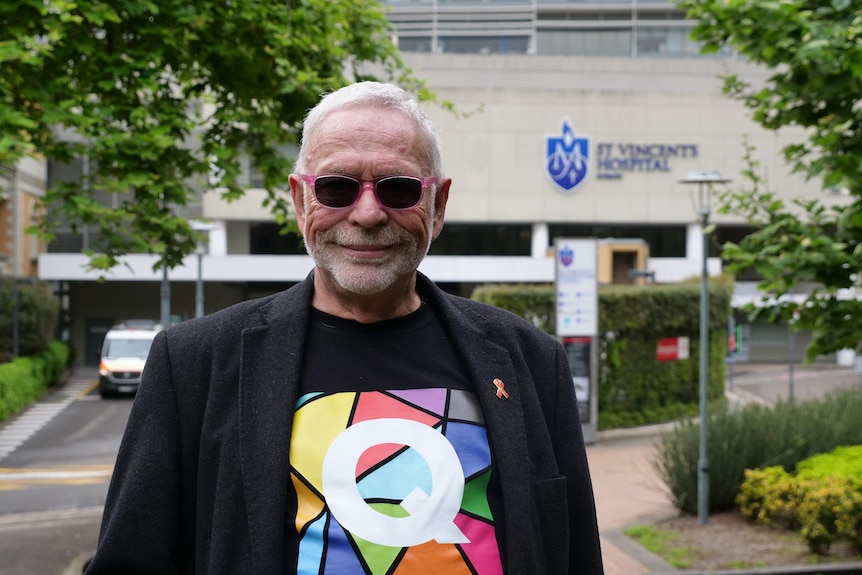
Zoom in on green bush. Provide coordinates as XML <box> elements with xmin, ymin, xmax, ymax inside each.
<box><xmin>0</xmin><ymin>341</ymin><xmax>70</xmax><ymax>423</ymax></box>
<box><xmin>0</xmin><ymin>278</ymin><xmax>60</xmax><ymax>362</ymax></box>
<box><xmin>655</xmin><ymin>388</ymin><xmax>862</xmax><ymax>516</ymax></box>
<box><xmin>797</xmin><ymin>477</ymin><xmax>862</xmax><ymax>554</ymax></box>
<box><xmin>737</xmin><ymin>448</ymin><xmax>862</xmax><ymax>555</ymax></box>
<box><xmin>470</xmin><ymin>284</ymin><xmax>555</xmax><ymax>333</ymax></box>
<box><xmin>736</xmin><ymin>466</ymin><xmax>802</xmax><ymax>528</ymax></box>
<box><xmin>796</xmin><ymin>445</ymin><xmax>862</xmax><ymax>488</ymax></box>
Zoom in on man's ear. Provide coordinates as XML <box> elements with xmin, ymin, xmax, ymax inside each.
<box><xmin>432</xmin><ymin>178</ymin><xmax>451</xmax><ymax>240</ymax></box>
<box><xmin>289</xmin><ymin>174</ymin><xmax>306</xmax><ymax>230</ymax></box>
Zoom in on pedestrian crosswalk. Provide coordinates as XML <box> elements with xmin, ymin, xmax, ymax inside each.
<box><xmin>0</xmin><ymin>376</ymin><xmax>97</xmax><ymax>463</ymax></box>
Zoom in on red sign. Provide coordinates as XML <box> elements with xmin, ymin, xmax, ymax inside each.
<box><xmin>656</xmin><ymin>337</ymin><xmax>690</xmax><ymax>362</ymax></box>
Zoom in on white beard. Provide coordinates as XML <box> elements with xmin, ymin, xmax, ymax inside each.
<box><xmin>304</xmin><ymin>198</ymin><xmax>436</xmax><ymax>296</ymax></box>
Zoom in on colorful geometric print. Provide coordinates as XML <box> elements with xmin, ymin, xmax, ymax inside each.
<box><xmin>290</xmin><ymin>388</ymin><xmax>502</xmax><ymax>574</ymax></box>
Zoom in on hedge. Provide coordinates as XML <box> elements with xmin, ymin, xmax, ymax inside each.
<box><xmin>0</xmin><ymin>341</ymin><xmax>71</xmax><ymax>423</ymax></box>
<box><xmin>471</xmin><ymin>281</ymin><xmax>731</xmax><ymax>429</ymax></box>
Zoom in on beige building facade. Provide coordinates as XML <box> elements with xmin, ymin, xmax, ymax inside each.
<box><xmin>35</xmin><ymin>2</ymin><xmax>854</xmax><ymax>365</ymax></box>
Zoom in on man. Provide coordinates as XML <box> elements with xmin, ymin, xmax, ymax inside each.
<box><xmin>85</xmin><ymin>82</ymin><xmax>603</xmax><ymax>574</ymax></box>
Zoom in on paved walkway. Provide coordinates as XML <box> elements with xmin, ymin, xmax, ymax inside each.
<box><xmin>588</xmin><ymin>433</ymin><xmax>677</xmax><ymax>574</ymax></box>
<box><xmin>588</xmin><ymin>363</ymin><xmax>861</xmax><ymax>574</ymax></box>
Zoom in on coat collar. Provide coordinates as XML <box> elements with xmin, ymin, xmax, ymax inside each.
<box><xmin>238</xmin><ymin>274</ymin><xmax>313</xmax><ymax>573</ymax></box>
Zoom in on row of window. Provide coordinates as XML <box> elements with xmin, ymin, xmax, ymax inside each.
<box><xmin>50</xmin><ymin>215</ymin><xmax>751</xmax><ymax>261</ymax></box>
<box><xmin>383</xmin><ymin>0</ymin><xmax>737</xmax><ymax>58</ymax></box>
<box><xmin>395</xmin><ymin>27</ymin><xmax>731</xmax><ymax>57</ymax></box>
<box><xmin>247</xmin><ymin>222</ymin><xmax>744</xmax><ymax>259</ymax></box>
<box><xmin>384</xmin><ymin>0</ymin><xmax>677</xmax><ymax>7</ymax></box>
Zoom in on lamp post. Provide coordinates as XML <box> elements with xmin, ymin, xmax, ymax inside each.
<box><xmin>189</xmin><ymin>220</ymin><xmax>216</xmax><ymax>319</ymax></box>
<box><xmin>11</xmin><ymin>166</ymin><xmax>21</xmax><ymax>358</ymax></box>
<box><xmin>160</xmin><ymin>264</ymin><xmax>170</xmax><ymax>330</ymax></box>
<box><xmin>679</xmin><ymin>169</ymin><xmax>730</xmax><ymax>526</ymax></box>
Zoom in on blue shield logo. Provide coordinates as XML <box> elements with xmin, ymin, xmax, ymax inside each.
<box><xmin>560</xmin><ymin>246</ymin><xmax>574</xmax><ymax>267</ymax></box>
<box><xmin>546</xmin><ymin>119</ymin><xmax>590</xmax><ymax>194</ymax></box>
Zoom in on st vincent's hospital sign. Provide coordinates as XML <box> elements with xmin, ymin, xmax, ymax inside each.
<box><xmin>544</xmin><ymin>118</ymin><xmax>699</xmax><ymax>195</ymax></box>
<box><xmin>595</xmin><ymin>142</ymin><xmax>699</xmax><ymax>180</ymax></box>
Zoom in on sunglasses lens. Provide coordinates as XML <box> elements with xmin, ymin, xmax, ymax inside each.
<box><xmin>376</xmin><ymin>177</ymin><xmax>424</xmax><ymax>209</ymax></box>
<box><xmin>313</xmin><ymin>175</ymin><xmax>360</xmax><ymax>208</ymax></box>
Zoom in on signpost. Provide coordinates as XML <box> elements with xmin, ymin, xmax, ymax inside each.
<box><xmin>555</xmin><ymin>238</ymin><xmax>599</xmax><ymax>443</ymax></box>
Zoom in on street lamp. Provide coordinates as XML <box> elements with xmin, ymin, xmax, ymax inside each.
<box><xmin>190</xmin><ymin>220</ymin><xmax>217</xmax><ymax>319</ymax></box>
<box><xmin>679</xmin><ymin>169</ymin><xmax>730</xmax><ymax>526</ymax></box>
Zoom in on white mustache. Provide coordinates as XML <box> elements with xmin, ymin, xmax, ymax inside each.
<box><xmin>318</xmin><ymin>225</ymin><xmax>414</xmax><ymax>248</ymax></box>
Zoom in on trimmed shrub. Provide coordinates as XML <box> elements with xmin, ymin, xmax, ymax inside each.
<box><xmin>736</xmin><ymin>466</ymin><xmax>801</xmax><ymax>528</ymax></box>
<box><xmin>471</xmin><ymin>281</ymin><xmax>731</xmax><ymax>430</ymax></box>
<box><xmin>796</xmin><ymin>445</ymin><xmax>862</xmax><ymax>489</ymax></box>
<box><xmin>797</xmin><ymin>477</ymin><xmax>862</xmax><ymax>554</ymax></box>
<box><xmin>0</xmin><ymin>341</ymin><xmax>70</xmax><ymax>423</ymax></box>
<box><xmin>737</xmin><ymin>449</ymin><xmax>862</xmax><ymax>554</ymax></box>
<box><xmin>470</xmin><ymin>284</ymin><xmax>555</xmax><ymax>333</ymax></box>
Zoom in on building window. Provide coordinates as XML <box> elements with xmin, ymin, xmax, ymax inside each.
<box><xmin>537</xmin><ymin>29</ymin><xmax>631</xmax><ymax>57</ymax></box>
<box><xmin>548</xmin><ymin>224</ymin><xmax>687</xmax><ymax>258</ymax></box>
<box><xmin>438</xmin><ymin>35</ymin><xmax>530</xmax><ymax>54</ymax></box>
<box><xmin>636</xmin><ymin>25</ymin><xmax>700</xmax><ymax>57</ymax></box>
<box><xmin>249</xmin><ymin>223</ymin><xmax>305</xmax><ymax>255</ymax></box>
<box><xmin>429</xmin><ymin>224</ymin><xmax>532</xmax><ymax>256</ymax></box>
<box><xmin>397</xmin><ymin>36</ymin><xmax>433</xmax><ymax>52</ymax></box>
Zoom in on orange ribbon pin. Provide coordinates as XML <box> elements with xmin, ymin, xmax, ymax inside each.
<box><xmin>493</xmin><ymin>378</ymin><xmax>509</xmax><ymax>399</ymax></box>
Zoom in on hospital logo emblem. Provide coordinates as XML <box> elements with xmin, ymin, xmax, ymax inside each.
<box><xmin>560</xmin><ymin>245</ymin><xmax>574</xmax><ymax>267</ymax></box>
<box><xmin>546</xmin><ymin>119</ymin><xmax>590</xmax><ymax>194</ymax></box>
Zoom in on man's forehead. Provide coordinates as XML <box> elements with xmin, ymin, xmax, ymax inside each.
<box><xmin>315</xmin><ymin>104</ymin><xmax>412</xmax><ymax>133</ymax></box>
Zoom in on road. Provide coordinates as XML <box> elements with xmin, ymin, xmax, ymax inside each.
<box><xmin>0</xmin><ymin>367</ymin><xmax>128</xmax><ymax>574</ymax></box>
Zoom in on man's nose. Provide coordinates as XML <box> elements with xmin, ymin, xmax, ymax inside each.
<box><xmin>349</xmin><ymin>182</ymin><xmax>388</xmax><ymax>226</ymax></box>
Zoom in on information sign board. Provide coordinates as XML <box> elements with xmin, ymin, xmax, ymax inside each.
<box><xmin>555</xmin><ymin>239</ymin><xmax>598</xmax><ymax>337</ymax></box>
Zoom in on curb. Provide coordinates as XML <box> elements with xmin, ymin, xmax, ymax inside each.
<box><xmin>652</xmin><ymin>563</ymin><xmax>862</xmax><ymax>575</ymax></box>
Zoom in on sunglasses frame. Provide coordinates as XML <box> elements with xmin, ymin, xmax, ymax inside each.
<box><xmin>300</xmin><ymin>174</ymin><xmax>438</xmax><ymax>210</ymax></box>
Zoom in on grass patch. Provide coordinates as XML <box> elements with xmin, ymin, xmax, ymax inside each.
<box><xmin>623</xmin><ymin>524</ymin><xmax>699</xmax><ymax>569</ymax></box>
<box><xmin>723</xmin><ymin>559</ymin><xmax>766</xmax><ymax>569</ymax></box>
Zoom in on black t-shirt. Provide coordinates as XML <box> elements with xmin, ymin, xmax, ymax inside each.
<box><xmin>284</xmin><ymin>303</ymin><xmax>507</xmax><ymax>574</ymax></box>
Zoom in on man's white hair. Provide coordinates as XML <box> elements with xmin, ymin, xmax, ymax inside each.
<box><xmin>293</xmin><ymin>82</ymin><xmax>444</xmax><ymax>178</ymax></box>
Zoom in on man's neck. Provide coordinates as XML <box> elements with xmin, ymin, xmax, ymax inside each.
<box><xmin>310</xmin><ymin>272</ymin><xmax>422</xmax><ymax>323</ymax></box>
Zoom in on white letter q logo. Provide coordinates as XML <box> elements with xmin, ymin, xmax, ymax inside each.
<box><xmin>321</xmin><ymin>418</ymin><xmax>468</xmax><ymax>547</ymax></box>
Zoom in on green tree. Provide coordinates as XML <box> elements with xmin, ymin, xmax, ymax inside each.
<box><xmin>1</xmin><ymin>0</ymin><xmax>440</xmax><ymax>271</ymax></box>
<box><xmin>678</xmin><ymin>0</ymin><xmax>862</xmax><ymax>361</ymax></box>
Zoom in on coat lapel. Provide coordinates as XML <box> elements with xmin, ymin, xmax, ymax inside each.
<box><xmin>421</xmin><ymin>276</ymin><xmax>535</xmax><ymax>574</ymax></box>
<box><xmin>238</xmin><ymin>278</ymin><xmax>313</xmax><ymax>574</ymax></box>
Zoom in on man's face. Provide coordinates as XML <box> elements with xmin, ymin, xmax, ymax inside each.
<box><xmin>289</xmin><ymin>105</ymin><xmax>450</xmax><ymax>297</ymax></box>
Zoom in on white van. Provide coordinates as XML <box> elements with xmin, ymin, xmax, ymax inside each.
<box><xmin>98</xmin><ymin>321</ymin><xmax>162</xmax><ymax>397</ymax></box>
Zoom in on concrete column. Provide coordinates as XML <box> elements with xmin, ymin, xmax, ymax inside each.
<box><xmin>532</xmin><ymin>222</ymin><xmax>549</xmax><ymax>258</ymax></box>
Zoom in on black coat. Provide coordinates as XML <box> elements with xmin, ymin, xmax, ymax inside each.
<box><xmin>86</xmin><ymin>273</ymin><xmax>603</xmax><ymax>574</ymax></box>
